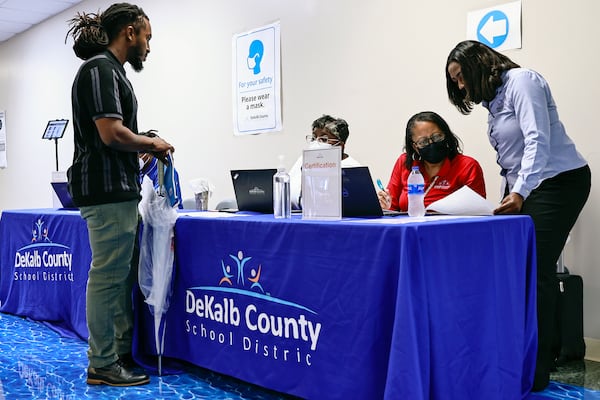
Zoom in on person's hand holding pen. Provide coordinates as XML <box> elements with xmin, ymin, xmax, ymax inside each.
<box><xmin>376</xmin><ymin>179</ymin><xmax>392</xmax><ymax>210</ymax></box>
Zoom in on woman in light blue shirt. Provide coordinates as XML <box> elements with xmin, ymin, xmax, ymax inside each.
<box><xmin>445</xmin><ymin>40</ymin><xmax>591</xmax><ymax>393</ymax></box>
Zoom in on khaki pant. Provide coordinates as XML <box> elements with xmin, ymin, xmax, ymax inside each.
<box><xmin>80</xmin><ymin>200</ymin><xmax>139</xmax><ymax>368</ymax></box>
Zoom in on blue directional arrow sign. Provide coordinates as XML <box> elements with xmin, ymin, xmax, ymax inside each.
<box><xmin>477</xmin><ymin>10</ymin><xmax>509</xmax><ymax>49</ymax></box>
<box><xmin>467</xmin><ymin>1</ymin><xmax>521</xmax><ymax>51</ymax></box>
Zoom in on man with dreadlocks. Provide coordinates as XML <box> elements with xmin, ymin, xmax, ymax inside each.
<box><xmin>66</xmin><ymin>3</ymin><xmax>174</xmax><ymax>386</ymax></box>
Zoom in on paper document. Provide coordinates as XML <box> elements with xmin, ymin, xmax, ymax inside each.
<box><xmin>425</xmin><ymin>185</ymin><xmax>495</xmax><ymax>216</ymax></box>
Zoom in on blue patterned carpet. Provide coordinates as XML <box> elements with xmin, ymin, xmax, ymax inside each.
<box><xmin>0</xmin><ymin>311</ymin><xmax>599</xmax><ymax>399</ymax></box>
<box><xmin>0</xmin><ymin>312</ymin><xmax>292</xmax><ymax>399</ymax></box>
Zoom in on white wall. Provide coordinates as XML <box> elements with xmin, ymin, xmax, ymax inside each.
<box><xmin>1</xmin><ymin>0</ymin><xmax>599</xmax><ymax>337</ymax></box>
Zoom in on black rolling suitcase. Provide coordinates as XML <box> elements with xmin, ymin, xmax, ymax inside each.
<box><xmin>555</xmin><ymin>253</ymin><xmax>586</xmax><ymax>365</ymax></box>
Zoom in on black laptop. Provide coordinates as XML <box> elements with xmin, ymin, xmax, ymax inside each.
<box><xmin>51</xmin><ymin>181</ymin><xmax>77</xmax><ymax>209</ymax></box>
<box><xmin>342</xmin><ymin>167</ymin><xmax>404</xmax><ymax>217</ymax></box>
<box><xmin>230</xmin><ymin>169</ymin><xmax>277</xmax><ymax>213</ymax></box>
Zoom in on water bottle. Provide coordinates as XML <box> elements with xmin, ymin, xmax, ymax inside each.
<box><xmin>407</xmin><ymin>166</ymin><xmax>425</xmax><ymax>217</ymax></box>
<box><xmin>273</xmin><ymin>155</ymin><xmax>291</xmax><ymax>219</ymax></box>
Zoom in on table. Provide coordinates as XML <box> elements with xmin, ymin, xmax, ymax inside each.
<box><xmin>0</xmin><ymin>209</ymin><xmax>90</xmax><ymax>340</ymax></box>
<box><xmin>134</xmin><ymin>212</ymin><xmax>537</xmax><ymax>399</ymax></box>
<box><xmin>0</xmin><ymin>209</ymin><xmax>537</xmax><ymax>398</ymax></box>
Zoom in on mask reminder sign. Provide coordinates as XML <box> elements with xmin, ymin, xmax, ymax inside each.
<box><xmin>232</xmin><ymin>21</ymin><xmax>282</xmax><ymax>135</ymax></box>
<box><xmin>301</xmin><ymin>147</ymin><xmax>342</xmax><ymax>220</ymax></box>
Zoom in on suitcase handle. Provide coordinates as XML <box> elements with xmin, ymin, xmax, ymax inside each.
<box><xmin>557</xmin><ymin>251</ymin><xmax>566</xmax><ymax>274</ymax></box>
<box><xmin>556</xmin><ymin>234</ymin><xmax>572</xmax><ymax>274</ymax></box>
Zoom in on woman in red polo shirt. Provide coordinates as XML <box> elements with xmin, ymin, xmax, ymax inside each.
<box><xmin>378</xmin><ymin>111</ymin><xmax>486</xmax><ymax>211</ymax></box>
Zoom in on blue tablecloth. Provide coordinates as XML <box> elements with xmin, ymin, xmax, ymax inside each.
<box><xmin>0</xmin><ymin>209</ymin><xmax>537</xmax><ymax>398</ymax></box>
<box><xmin>0</xmin><ymin>209</ymin><xmax>90</xmax><ymax>340</ymax></box>
<box><xmin>134</xmin><ymin>213</ymin><xmax>537</xmax><ymax>399</ymax></box>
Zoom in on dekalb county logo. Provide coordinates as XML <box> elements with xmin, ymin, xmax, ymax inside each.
<box><xmin>192</xmin><ymin>250</ymin><xmax>316</xmax><ymax>314</ymax></box>
<box><xmin>185</xmin><ymin>250</ymin><xmax>322</xmax><ymax>366</ymax></box>
<box><xmin>13</xmin><ymin>218</ymin><xmax>74</xmax><ymax>282</ymax></box>
<box><xmin>218</xmin><ymin>250</ymin><xmax>269</xmax><ymax>294</ymax></box>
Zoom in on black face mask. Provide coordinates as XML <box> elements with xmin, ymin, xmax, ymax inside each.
<box><xmin>419</xmin><ymin>141</ymin><xmax>449</xmax><ymax>164</ymax></box>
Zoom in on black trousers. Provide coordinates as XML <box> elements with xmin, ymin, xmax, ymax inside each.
<box><xmin>519</xmin><ymin>165</ymin><xmax>591</xmax><ymax>382</ymax></box>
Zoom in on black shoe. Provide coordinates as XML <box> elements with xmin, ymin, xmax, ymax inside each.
<box><xmin>87</xmin><ymin>361</ymin><xmax>150</xmax><ymax>386</ymax></box>
<box><xmin>118</xmin><ymin>353</ymin><xmax>141</xmax><ymax>370</ymax></box>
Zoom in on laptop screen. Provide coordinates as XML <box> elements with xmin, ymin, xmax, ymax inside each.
<box><xmin>341</xmin><ymin>167</ymin><xmax>384</xmax><ymax>217</ymax></box>
<box><xmin>230</xmin><ymin>169</ymin><xmax>277</xmax><ymax>213</ymax></box>
<box><xmin>51</xmin><ymin>182</ymin><xmax>76</xmax><ymax>209</ymax></box>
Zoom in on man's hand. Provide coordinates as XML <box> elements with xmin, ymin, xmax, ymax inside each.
<box><xmin>149</xmin><ymin>136</ymin><xmax>174</xmax><ymax>164</ymax></box>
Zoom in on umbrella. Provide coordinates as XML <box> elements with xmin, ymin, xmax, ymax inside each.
<box><xmin>138</xmin><ymin>170</ymin><xmax>178</xmax><ymax>375</ymax></box>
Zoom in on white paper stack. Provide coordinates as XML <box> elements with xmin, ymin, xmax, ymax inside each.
<box><xmin>426</xmin><ymin>185</ymin><xmax>495</xmax><ymax>216</ymax></box>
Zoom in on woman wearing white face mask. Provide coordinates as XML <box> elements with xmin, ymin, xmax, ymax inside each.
<box><xmin>289</xmin><ymin>115</ymin><xmax>361</xmax><ymax>209</ymax></box>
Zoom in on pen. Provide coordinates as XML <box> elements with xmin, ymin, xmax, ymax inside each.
<box><xmin>376</xmin><ymin>179</ymin><xmax>385</xmax><ymax>192</ymax></box>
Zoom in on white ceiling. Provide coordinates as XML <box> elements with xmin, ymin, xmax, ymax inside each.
<box><xmin>0</xmin><ymin>0</ymin><xmax>84</xmax><ymax>43</ymax></box>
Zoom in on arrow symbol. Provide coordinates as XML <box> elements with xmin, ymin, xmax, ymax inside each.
<box><xmin>479</xmin><ymin>14</ymin><xmax>507</xmax><ymax>44</ymax></box>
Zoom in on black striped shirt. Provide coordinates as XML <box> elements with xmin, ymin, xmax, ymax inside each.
<box><xmin>67</xmin><ymin>50</ymin><xmax>141</xmax><ymax>206</ymax></box>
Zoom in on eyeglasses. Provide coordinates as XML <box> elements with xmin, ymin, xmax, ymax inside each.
<box><xmin>305</xmin><ymin>134</ymin><xmax>340</xmax><ymax>146</ymax></box>
<box><xmin>413</xmin><ymin>132</ymin><xmax>445</xmax><ymax>149</ymax></box>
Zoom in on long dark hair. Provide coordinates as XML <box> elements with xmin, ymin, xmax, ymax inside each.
<box><xmin>445</xmin><ymin>40</ymin><xmax>519</xmax><ymax>114</ymax></box>
<box><xmin>66</xmin><ymin>3</ymin><xmax>148</xmax><ymax>60</ymax></box>
<box><xmin>404</xmin><ymin>111</ymin><xmax>462</xmax><ymax>170</ymax></box>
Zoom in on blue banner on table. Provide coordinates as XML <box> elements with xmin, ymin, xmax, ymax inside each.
<box><xmin>137</xmin><ymin>215</ymin><xmax>399</xmax><ymax>398</ymax></box>
<box><xmin>0</xmin><ymin>209</ymin><xmax>90</xmax><ymax>340</ymax></box>
<box><xmin>135</xmin><ymin>214</ymin><xmax>537</xmax><ymax>399</ymax></box>
<box><xmin>383</xmin><ymin>217</ymin><xmax>538</xmax><ymax>399</ymax></box>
